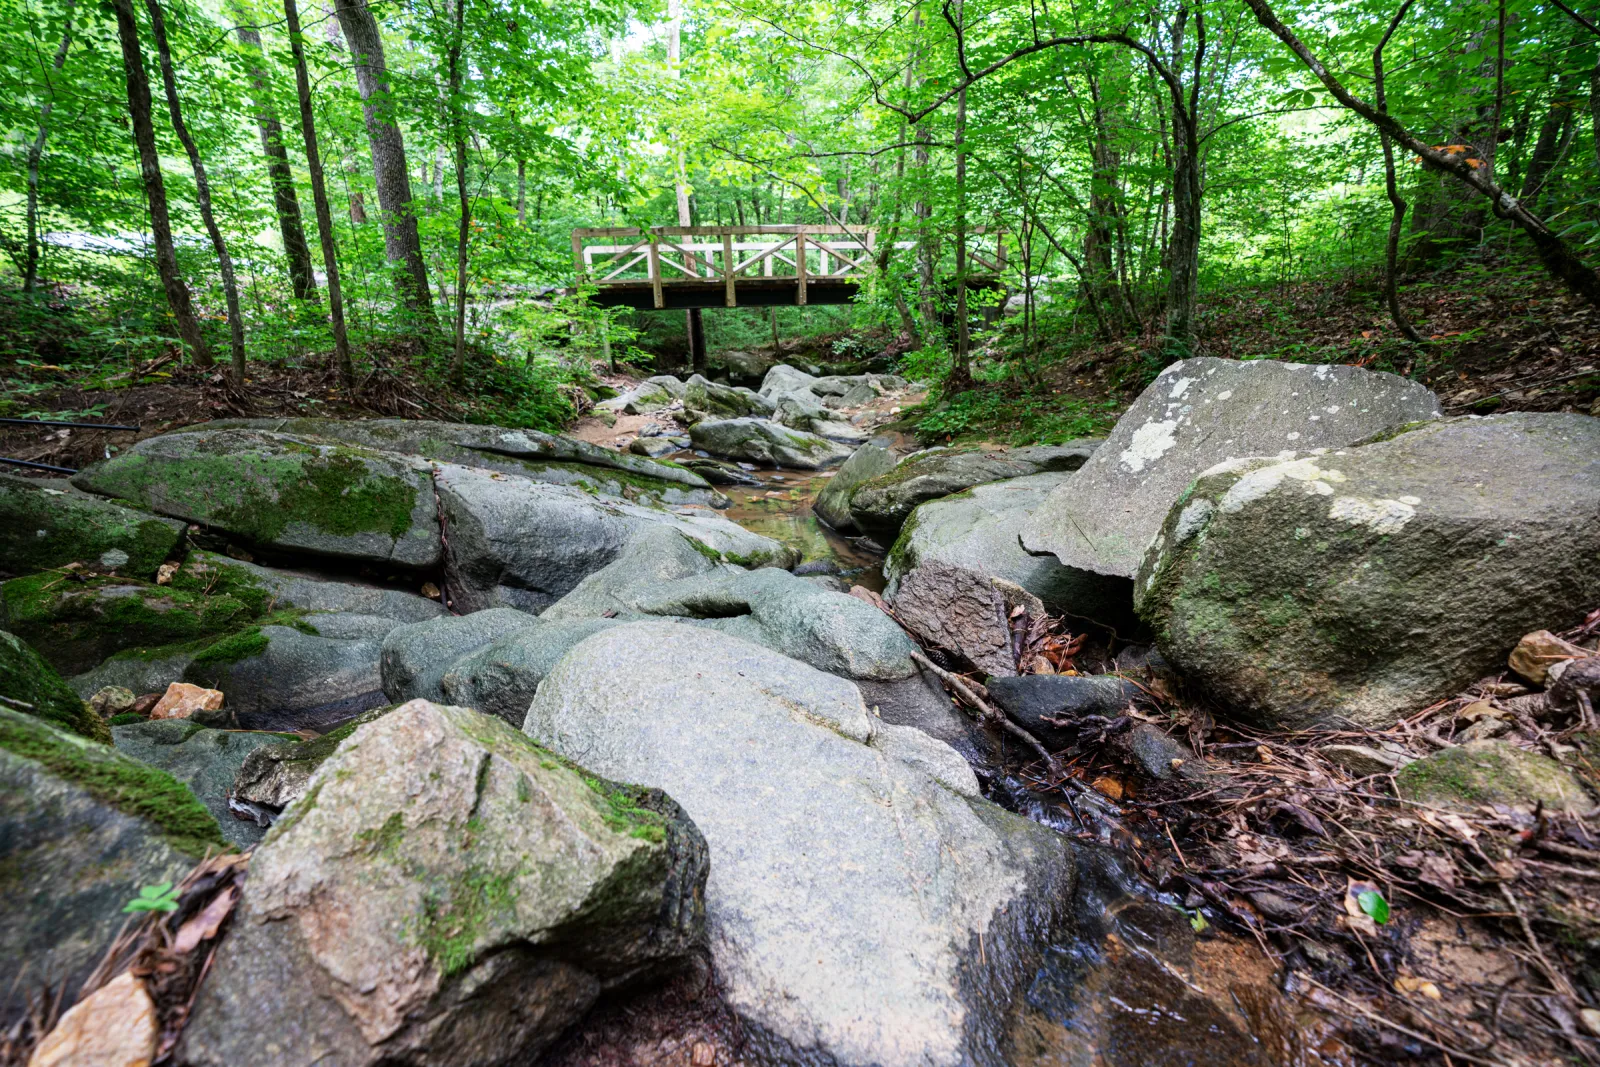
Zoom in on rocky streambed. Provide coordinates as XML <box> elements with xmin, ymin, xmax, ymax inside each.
<box><xmin>2</xmin><ymin>358</ymin><xmax>1598</xmax><ymax>1066</ymax></box>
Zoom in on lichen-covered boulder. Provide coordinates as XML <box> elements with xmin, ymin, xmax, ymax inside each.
<box><xmin>1137</xmin><ymin>413</ymin><xmax>1600</xmax><ymax>729</ymax></box>
<box><xmin>0</xmin><ymin>628</ymin><xmax>107</xmax><ymax>742</ymax></box>
<box><xmin>813</xmin><ymin>438</ymin><xmax>898</xmax><ymax>534</ymax></box>
<box><xmin>435</xmin><ymin>462</ymin><xmax>793</xmax><ymax>613</ymax></box>
<box><xmin>0</xmin><ymin>473</ymin><xmax>184</xmax><ymax>579</ymax></box>
<box><xmin>72</xmin><ymin>428</ymin><xmax>440</xmax><ymax>567</ymax></box>
<box><xmin>882</xmin><ymin>471</ymin><xmax>1138</xmax><ymax>634</ymax></box>
<box><xmin>177</xmin><ymin>551</ymin><xmax>445</xmax><ymax>624</ymax></box>
<box><xmin>850</xmin><ymin>442</ymin><xmax>1099</xmax><ymax>539</ymax></box>
<box><xmin>682</xmin><ymin>374</ymin><xmax>776</xmax><ymax>423</ymax></box>
<box><xmin>526</xmin><ymin>624</ymin><xmax>1074</xmax><ymax>1067</ymax></box>
<box><xmin>0</xmin><ymin>707</ymin><xmax>222</xmax><ymax>1025</ymax></box>
<box><xmin>1022</xmin><ymin>358</ymin><xmax>1441</xmax><ymax>589</ymax></box>
<box><xmin>112</xmin><ymin>719</ymin><xmax>292</xmax><ymax>847</ymax></box>
<box><xmin>178</xmin><ymin>699</ymin><xmax>708</xmax><ymax>1067</ymax></box>
<box><xmin>1396</xmin><ymin>740</ymin><xmax>1593</xmax><ymax>813</ymax></box>
<box><xmin>688</xmin><ymin>417</ymin><xmax>854</xmax><ymax>469</ymax></box>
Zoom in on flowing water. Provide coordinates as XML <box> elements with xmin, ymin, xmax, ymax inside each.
<box><xmin>716</xmin><ymin>466</ymin><xmax>888</xmax><ymax>591</ymax></box>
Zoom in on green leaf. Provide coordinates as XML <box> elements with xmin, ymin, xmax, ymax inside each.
<box><xmin>1357</xmin><ymin>890</ymin><xmax>1390</xmax><ymax>925</ymax></box>
<box><xmin>124</xmin><ymin>882</ymin><xmax>180</xmax><ymax>914</ymax></box>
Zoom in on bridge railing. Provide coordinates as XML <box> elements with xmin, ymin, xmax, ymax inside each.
<box><xmin>571</xmin><ymin>225</ymin><xmax>1004</xmax><ymax>308</ymax></box>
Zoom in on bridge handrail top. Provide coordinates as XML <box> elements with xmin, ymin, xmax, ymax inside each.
<box><xmin>572</xmin><ymin>225</ymin><xmax>1004</xmax><ymax>238</ymax></box>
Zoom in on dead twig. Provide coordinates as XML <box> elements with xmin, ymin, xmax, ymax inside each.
<box><xmin>909</xmin><ymin>650</ymin><xmax>1059</xmax><ymax>772</ymax></box>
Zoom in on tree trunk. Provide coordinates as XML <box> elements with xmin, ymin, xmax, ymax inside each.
<box><xmin>333</xmin><ymin>0</ymin><xmax>435</xmax><ymax>328</ymax></box>
<box><xmin>146</xmin><ymin>0</ymin><xmax>247</xmax><ymax>382</ymax></box>
<box><xmin>447</xmin><ymin>0</ymin><xmax>470</xmax><ymax>381</ymax></box>
<box><xmin>229</xmin><ymin>2</ymin><xmax>316</xmax><ymax>301</ymax></box>
<box><xmin>516</xmin><ymin>159</ymin><xmax>526</xmax><ymax>226</ymax></box>
<box><xmin>1380</xmin><ymin>133</ymin><xmax>1424</xmax><ymax>342</ymax></box>
<box><xmin>111</xmin><ymin>0</ymin><xmax>212</xmax><ymax>366</ymax></box>
<box><xmin>22</xmin><ymin>0</ymin><xmax>74</xmax><ymax>294</ymax></box>
<box><xmin>949</xmin><ymin>79</ymin><xmax>971</xmax><ymax>390</ymax></box>
<box><xmin>284</xmin><ymin>0</ymin><xmax>353</xmax><ymax>386</ymax></box>
<box><xmin>1519</xmin><ymin>88</ymin><xmax>1575</xmax><ymax>213</ymax></box>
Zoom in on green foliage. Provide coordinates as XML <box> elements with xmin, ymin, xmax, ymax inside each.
<box><xmin>1357</xmin><ymin>890</ymin><xmax>1390</xmax><ymax>925</ymax></box>
<box><xmin>124</xmin><ymin>882</ymin><xmax>181</xmax><ymax>913</ymax></box>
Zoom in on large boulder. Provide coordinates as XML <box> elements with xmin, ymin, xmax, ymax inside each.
<box><xmin>0</xmin><ymin>473</ymin><xmax>184</xmax><ymax>579</ymax></box>
<box><xmin>178</xmin><ymin>699</ymin><xmax>708</xmax><ymax>1067</ymax></box>
<box><xmin>435</xmin><ymin>463</ymin><xmax>792</xmax><ymax>613</ymax></box>
<box><xmin>1022</xmin><ymin>358</ymin><xmax>1442</xmax><ymax>589</ymax></box>
<box><xmin>539</xmin><ymin>526</ymin><xmax>720</xmax><ymax>621</ymax></box>
<box><xmin>627</xmin><ymin>567</ymin><xmax>918</xmax><ymax>681</ymax></box>
<box><xmin>231</xmin><ymin>705</ymin><xmax>394</xmax><ymax>814</ymax></box>
<box><xmin>72</xmin><ymin>428</ymin><xmax>441</xmax><ymax>567</ymax></box>
<box><xmin>597</xmin><ymin>378</ymin><xmax>677</xmax><ymax>415</ymax></box>
<box><xmin>0</xmin><ymin>707</ymin><xmax>222</xmax><ymax>1025</ymax></box>
<box><xmin>111</xmin><ymin>719</ymin><xmax>291</xmax><ymax>847</ymax></box>
<box><xmin>526</xmin><ymin>624</ymin><xmax>1075</xmax><ymax>1067</ymax></box>
<box><xmin>1137</xmin><ymin>413</ymin><xmax>1600</xmax><ymax>729</ymax></box>
<box><xmin>198</xmin><ymin>416</ymin><xmax>719</xmax><ymax>506</ymax></box>
<box><xmin>0</xmin><ymin>628</ymin><xmax>107</xmax><ymax>741</ymax></box>
<box><xmin>757</xmin><ymin>363</ymin><xmax>824</xmax><ymax>406</ymax></box>
<box><xmin>813</xmin><ymin>439</ymin><xmax>898</xmax><ymax>533</ymax></box>
<box><xmin>439</xmin><ymin>618</ymin><xmax>623</xmax><ymax>726</ymax></box>
<box><xmin>852</xmin><ymin>443</ymin><xmax>1100</xmax><ymax>539</ymax></box>
<box><xmin>176</xmin><ymin>551</ymin><xmax>445</xmax><ymax>624</ymax></box>
<box><xmin>682</xmin><ymin>374</ymin><xmax>776</xmax><ymax>423</ymax></box>
<box><xmin>884</xmin><ymin>472</ymin><xmax>1140</xmax><ymax>632</ymax></box>
<box><xmin>380</xmin><ymin>608</ymin><xmax>541</xmax><ymax>703</ymax></box>
<box><xmin>712</xmin><ymin>349</ymin><xmax>778</xmax><ymax>387</ymax></box>
<box><xmin>689</xmin><ymin>418</ymin><xmax>854</xmax><ymax>469</ymax></box>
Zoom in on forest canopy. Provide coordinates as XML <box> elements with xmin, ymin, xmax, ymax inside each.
<box><xmin>2</xmin><ymin>0</ymin><xmax>1598</xmax><ymax>430</ymax></box>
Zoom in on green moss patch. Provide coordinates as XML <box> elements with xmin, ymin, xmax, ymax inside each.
<box><xmin>0</xmin><ymin>475</ymin><xmax>183</xmax><ymax>580</ymax></box>
<box><xmin>0</xmin><ymin>629</ymin><xmax>109</xmax><ymax>743</ymax></box>
<box><xmin>0</xmin><ymin>705</ymin><xmax>224</xmax><ymax>854</ymax></box>
<box><xmin>1396</xmin><ymin>741</ymin><xmax>1592</xmax><ymax>813</ymax></box>
<box><xmin>413</xmin><ymin>864</ymin><xmax>521</xmax><ymax>977</ymax></box>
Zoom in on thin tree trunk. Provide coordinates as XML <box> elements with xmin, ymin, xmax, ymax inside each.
<box><xmin>284</xmin><ymin>0</ymin><xmax>353</xmax><ymax>386</ymax></box>
<box><xmin>516</xmin><ymin>159</ymin><xmax>526</xmax><ymax>226</ymax></box>
<box><xmin>333</xmin><ymin>0</ymin><xmax>435</xmax><ymax>327</ymax></box>
<box><xmin>22</xmin><ymin>0</ymin><xmax>74</xmax><ymax>294</ymax></box>
<box><xmin>949</xmin><ymin>79</ymin><xmax>971</xmax><ymax>390</ymax></box>
<box><xmin>111</xmin><ymin>0</ymin><xmax>212</xmax><ymax>366</ymax></box>
<box><xmin>447</xmin><ymin>0</ymin><xmax>470</xmax><ymax>380</ymax></box>
<box><xmin>229</xmin><ymin>1</ymin><xmax>316</xmax><ymax>300</ymax></box>
<box><xmin>146</xmin><ymin>0</ymin><xmax>246</xmax><ymax>382</ymax></box>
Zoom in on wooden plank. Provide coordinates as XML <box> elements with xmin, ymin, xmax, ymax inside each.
<box><xmin>722</xmin><ymin>234</ymin><xmax>735</xmax><ymax>307</ymax></box>
<box><xmin>647</xmin><ymin>234</ymin><xmax>663</xmax><ymax>309</ymax></box>
<box><xmin>796</xmin><ymin>231</ymin><xmax>808</xmax><ymax>306</ymax></box>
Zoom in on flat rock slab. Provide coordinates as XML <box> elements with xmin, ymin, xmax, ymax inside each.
<box><xmin>178</xmin><ymin>552</ymin><xmax>445</xmax><ymax>624</ymax></box>
<box><xmin>179</xmin><ymin>700</ymin><xmax>708</xmax><ymax>1067</ymax></box>
<box><xmin>1022</xmin><ymin>358</ymin><xmax>1441</xmax><ymax>579</ymax></box>
<box><xmin>73</xmin><ymin>428</ymin><xmax>441</xmax><ymax>568</ymax></box>
<box><xmin>381</xmin><ymin>608</ymin><xmax>542</xmax><ymax>703</ymax></box>
<box><xmin>689</xmin><ymin>417</ymin><xmax>854</xmax><ymax>469</ymax></box>
<box><xmin>0</xmin><ymin>473</ymin><xmax>185</xmax><ymax>580</ymax></box>
<box><xmin>1136</xmin><ymin>413</ymin><xmax>1600</xmax><ymax>729</ymax></box>
<box><xmin>850</xmin><ymin>442</ymin><xmax>1099</xmax><ymax>539</ymax></box>
<box><xmin>526</xmin><ymin>623</ymin><xmax>1074</xmax><ymax>1067</ymax></box>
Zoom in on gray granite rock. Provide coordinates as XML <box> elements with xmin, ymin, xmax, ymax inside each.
<box><xmin>440</xmin><ymin>619</ymin><xmax>623</xmax><ymax>727</ymax></box>
<box><xmin>380</xmin><ymin>608</ymin><xmax>541</xmax><ymax>703</ymax></box>
<box><xmin>180</xmin><ymin>551</ymin><xmax>445</xmax><ymax>623</ymax></box>
<box><xmin>538</xmin><ymin>526</ymin><xmax>721</xmax><ymax>622</ymax></box>
<box><xmin>112</xmin><ymin>719</ymin><xmax>289</xmax><ymax>847</ymax></box>
<box><xmin>683</xmin><ymin>374</ymin><xmax>777</xmax><ymax>423</ymax></box>
<box><xmin>525</xmin><ymin>624</ymin><xmax>1074</xmax><ymax>1067</ymax></box>
<box><xmin>985</xmin><ymin>674</ymin><xmax>1143</xmax><ymax>749</ymax></box>
<box><xmin>1137</xmin><ymin>412</ymin><xmax>1600</xmax><ymax>729</ymax></box>
<box><xmin>688</xmin><ymin>418</ymin><xmax>854</xmax><ymax>469</ymax></box>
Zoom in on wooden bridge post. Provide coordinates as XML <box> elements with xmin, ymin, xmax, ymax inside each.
<box><xmin>796</xmin><ymin>231</ymin><xmax>808</xmax><ymax>306</ymax></box>
<box><xmin>722</xmin><ymin>233</ymin><xmax>735</xmax><ymax>307</ymax></box>
<box><xmin>647</xmin><ymin>232</ymin><xmax>663</xmax><ymax>309</ymax></box>
<box><xmin>571</xmin><ymin>232</ymin><xmax>586</xmax><ymax>284</ymax></box>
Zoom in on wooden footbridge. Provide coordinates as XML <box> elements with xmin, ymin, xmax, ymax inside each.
<box><xmin>571</xmin><ymin>225</ymin><xmax>1006</xmax><ymax>310</ymax></box>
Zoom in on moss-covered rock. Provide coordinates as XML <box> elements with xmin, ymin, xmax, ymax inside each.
<box><xmin>1396</xmin><ymin>740</ymin><xmax>1593</xmax><ymax>813</ymax></box>
<box><xmin>72</xmin><ymin>428</ymin><xmax>440</xmax><ymax>567</ymax></box>
<box><xmin>0</xmin><ymin>629</ymin><xmax>109</xmax><ymax>742</ymax></box>
<box><xmin>0</xmin><ymin>473</ymin><xmax>184</xmax><ymax>579</ymax></box>
<box><xmin>1136</xmin><ymin>413</ymin><xmax>1600</xmax><ymax>729</ymax></box>
<box><xmin>0</xmin><ymin>706</ymin><xmax>220</xmax><ymax>1025</ymax></box>
<box><xmin>687</xmin><ymin>416</ymin><xmax>854</xmax><ymax>469</ymax></box>
<box><xmin>112</xmin><ymin>719</ymin><xmax>293</xmax><ymax>848</ymax></box>
<box><xmin>0</xmin><ymin>571</ymin><xmax>262</xmax><ymax>675</ymax></box>
<box><xmin>177</xmin><ymin>699</ymin><xmax>708</xmax><ymax>1067</ymax></box>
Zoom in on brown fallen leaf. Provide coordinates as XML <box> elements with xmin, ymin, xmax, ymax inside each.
<box><xmin>171</xmin><ymin>884</ymin><xmax>239</xmax><ymax>955</ymax></box>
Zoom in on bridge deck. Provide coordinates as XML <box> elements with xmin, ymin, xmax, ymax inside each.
<box><xmin>571</xmin><ymin>225</ymin><xmax>1004</xmax><ymax>311</ymax></box>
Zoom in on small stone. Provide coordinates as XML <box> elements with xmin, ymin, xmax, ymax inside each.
<box><xmin>88</xmin><ymin>686</ymin><xmax>137</xmax><ymax>717</ymax></box>
<box><xmin>129</xmin><ymin>693</ymin><xmax>162</xmax><ymax>717</ymax></box>
<box><xmin>28</xmin><ymin>971</ymin><xmax>158</xmax><ymax>1067</ymax></box>
<box><xmin>97</xmin><ymin>549</ymin><xmax>130</xmax><ymax>571</ymax></box>
<box><xmin>691</xmin><ymin>1042</ymin><xmax>716</xmax><ymax>1066</ymax></box>
<box><xmin>1396</xmin><ymin>739</ymin><xmax>1593</xmax><ymax>813</ymax></box>
<box><xmin>1509</xmin><ymin>629</ymin><xmax>1592</xmax><ymax>686</ymax></box>
<box><xmin>420</xmin><ymin>582</ymin><xmax>441</xmax><ymax>600</ymax></box>
<box><xmin>1582</xmin><ymin>1008</ymin><xmax>1600</xmax><ymax>1038</ymax></box>
<box><xmin>150</xmin><ymin>682</ymin><xmax>224</xmax><ymax>720</ymax></box>
<box><xmin>155</xmin><ymin>562</ymin><xmax>179</xmax><ymax>585</ymax></box>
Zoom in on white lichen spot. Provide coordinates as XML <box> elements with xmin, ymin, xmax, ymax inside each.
<box><xmin>1169</xmin><ymin>377</ymin><xmax>1195</xmax><ymax>399</ymax></box>
<box><xmin>1328</xmin><ymin>496</ymin><xmax>1415</xmax><ymax>536</ymax></box>
<box><xmin>1119</xmin><ymin>419</ymin><xmax>1179</xmax><ymax>473</ymax></box>
<box><xmin>1294</xmin><ymin>527</ymin><xmax>1310</xmax><ymax>540</ymax></box>
<box><xmin>1215</xmin><ymin>390</ymin><xmax>1233</xmax><ymax>401</ymax></box>
<box><xmin>1325</xmin><ymin>406</ymin><xmax>1341</xmax><ymax>415</ymax></box>
<box><xmin>1398</xmin><ymin>495</ymin><xmax>1421</xmax><ymax>506</ymax></box>
<box><xmin>1219</xmin><ymin>457</ymin><xmax>1346</xmax><ymax>513</ymax></box>
<box><xmin>1172</xmin><ymin>499</ymin><xmax>1215</xmax><ymax>544</ymax></box>
<box><xmin>1315</xmin><ymin>366</ymin><xmax>1333</xmax><ymax>379</ymax></box>
<box><xmin>1286</xmin><ymin>432</ymin><xmax>1301</xmax><ymax>441</ymax></box>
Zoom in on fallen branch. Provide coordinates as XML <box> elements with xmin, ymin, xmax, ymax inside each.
<box><xmin>910</xmin><ymin>650</ymin><xmax>1059</xmax><ymax>772</ymax></box>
